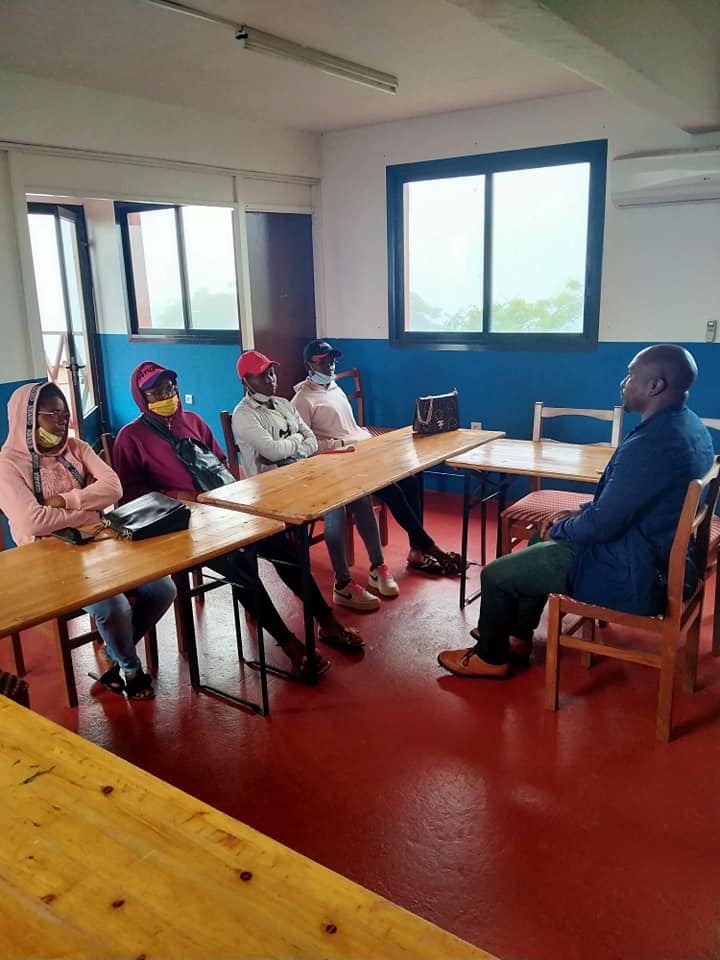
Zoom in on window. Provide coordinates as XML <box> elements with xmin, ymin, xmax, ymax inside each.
<box><xmin>387</xmin><ymin>140</ymin><xmax>607</xmax><ymax>350</ymax></box>
<box><xmin>115</xmin><ymin>202</ymin><xmax>240</xmax><ymax>340</ymax></box>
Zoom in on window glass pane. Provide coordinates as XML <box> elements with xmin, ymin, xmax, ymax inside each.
<box><xmin>127</xmin><ymin>209</ymin><xmax>184</xmax><ymax>329</ymax></box>
<box><xmin>405</xmin><ymin>175</ymin><xmax>485</xmax><ymax>333</ymax></box>
<box><xmin>490</xmin><ymin>163</ymin><xmax>589</xmax><ymax>334</ymax></box>
<box><xmin>181</xmin><ymin>206</ymin><xmax>239</xmax><ymax>331</ymax></box>
<box><xmin>59</xmin><ymin>216</ymin><xmax>96</xmax><ymax>416</ymax></box>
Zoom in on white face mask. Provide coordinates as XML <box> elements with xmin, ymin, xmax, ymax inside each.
<box><xmin>244</xmin><ymin>381</ymin><xmax>274</xmax><ymax>403</ymax></box>
<box><xmin>310</xmin><ymin>370</ymin><xmax>335</xmax><ymax>386</ymax></box>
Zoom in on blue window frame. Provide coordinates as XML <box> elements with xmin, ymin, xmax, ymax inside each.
<box><xmin>387</xmin><ymin>139</ymin><xmax>607</xmax><ymax>351</ymax></box>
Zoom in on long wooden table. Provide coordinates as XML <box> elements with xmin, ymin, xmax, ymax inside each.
<box><xmin>0</xmin><ymin>696</ymin><xmax>495</xmax><ymax>959</ymax></box>
<box><xmin>0</xmin><ymin>504</ymin><xmax>285</xmax><ymax>714</ymax></box>
<box><xmin>199</xmin><ymin>427</ymin><xmax>504</xmax><ymax>679</ymax></box>
<box><xmin>446</xmin><ymin>439</ymin><xmax>614</xmax><ymax>607</ymax></box>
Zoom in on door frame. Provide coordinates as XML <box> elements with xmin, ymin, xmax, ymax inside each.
<box><xmin>26</xmin><ymin>201</ymin><xmax>109</xmax><ymax>442</ymax></box>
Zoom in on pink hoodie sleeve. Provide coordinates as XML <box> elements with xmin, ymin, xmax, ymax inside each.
<box><xmin>60</xmin><ymin>442</ymin><xmax>122</xmax><ymax>512</ymax></box>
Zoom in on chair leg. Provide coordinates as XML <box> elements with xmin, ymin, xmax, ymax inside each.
<box><xmin>544</xmin><ymin>600</ymin><xmax>562</xmax><ymax>711</ymax></box>
<box><xmin>378</xmin><ymin>503</ymin><xmax>389</xmax><ymax>547</ymax></box>
<box><xmin>191</xmin><ymin>567</ymin><xmax>205</xmax><ymax>606</ymax></box>
<box><xmin>656</xmin><ymin>647</ymin><xmax>677</xmax><ymax>743</ymax></box>
<box><xmin>173</xmin><ymin>592</ymin><xmax>187</xmax><ymax>655</ymax></box>
<box><xmin>345</xmin><ymin>512</ymin><xmax>356</xmax><ymax>567</ymax></box>
<box><xmin>144</xmin><ymin>627</ymin><xmax>159</xmax><ymax>675</ymax></box>
<box><xmin>499</xmin><ymin>517</ymin><xmax>512</xmax><ymax>557</ymax></box>
<box><xmin>683</xmin><ymin>617</ymin><xmax>701</xmax><ymax>693</ymax></box>
<box><xmin>580</xmin><ymin>619</ymin><xmax>596</xmax><ymax>669</ymax></box>
<box><xmin>55</xmin><ymin>619</ymin><xmax>78</xmax><ymax>709</ymax></box>
<box><xmin>9</xmin><ymin>633</ymin><xmax>26</xmax><ymax>677</ymax></box>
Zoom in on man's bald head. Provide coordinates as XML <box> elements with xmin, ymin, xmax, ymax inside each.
<box><xmin>621</xmin><ymin>345</ymin><xmax>698</xmax><ymax>419</ymax></box>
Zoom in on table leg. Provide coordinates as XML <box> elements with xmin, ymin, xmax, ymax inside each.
<box><xmin>175</xmin><ymin>563</ymin><xmax>269</xmax><ymax>716</ymax></box>
<box><xmin>298</xmin><ymin>523</ymin><xmax>317</xmax><ymax>686</ymax></box>
<box><xmin>459</xmin><ymin>471</ymin><xmax>471</xmax><ymax>610</ymax></box>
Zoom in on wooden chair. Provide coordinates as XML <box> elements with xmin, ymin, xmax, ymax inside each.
<box><xmin>700</xmin><ymin>419</ymin><xmax>720</xmax><ymax>655</ymax></box>
<box><xmin>0</xmin><ymin>668</ymin><xmax>29</xmax><ymax>708</ymax></box>
<box><xmin>220</xmin><ymin>406</ymin><xmax>388</xmax><ymax>567</ymax></box>
<box><xmin>545</xmin><ymin>456</ymin><xmax>720</xmax><ymax>742</ymax></box>
<box><xmin>3</xmin><ymin>463</ymin><xmax>159</xmax><ymax>707</ymax></box>
<box><xmin>500</xmin><ymin>402</ymin><xmax>624</xmax><ymax>555</ymax></box>
<box><xmin>335</xmin><ymin>367</ymin><xmax>393</xmax><ymax>437</ymax></box>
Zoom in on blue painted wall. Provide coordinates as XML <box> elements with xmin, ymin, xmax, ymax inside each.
<box><xmin>95</xmin><ymin>334</ymin><xmax>719</xmax><ymax>495</ymax></box>
<box><xmin>4</xmin><ymin>337</ymin><xmax>718</xmax><ymax>498</ymax></box>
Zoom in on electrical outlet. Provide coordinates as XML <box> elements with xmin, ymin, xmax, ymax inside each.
<box><xmin>470</xmin><ymin>420</ymin><xmax>483</xmax><ymax>430</ymax></box>
<box><xmin>184</xmin><ymin>393</ymin><xmax>194</xmax><ymax>405</ymax></box>
<box><xmin>706</xmin><ymin>319</ymin><xmax>717</xmax><ymax>342</ymax></box>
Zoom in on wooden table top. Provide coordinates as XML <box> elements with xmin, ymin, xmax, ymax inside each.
<box><xmin>199</xmin><ymin>426</ymin><xmax>505</xmax><ymax>524</ymax></box>
<box><xmin>0</xmin><ymin>697</ymin><xmax>495</xmax><ymax>960</ymax></box>
<box><xmin>446</xmin><ymin>438</ymin><xmax>614</xmax><ymax>484</ymax></box>
<box><xmin>0</xmin><ymin>503</ymin><xmax>284</xmax><ymax>638</ymax></box>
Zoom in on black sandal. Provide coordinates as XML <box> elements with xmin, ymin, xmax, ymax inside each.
<box><xmin>124</xmin><ymin>671</ymin><xmax>155</xmax><ymax>701</ymax></box>
<box><xmin>88</xmin><ymin>663</ymin><xmax>125</xmax><ymax>695</ymax></box>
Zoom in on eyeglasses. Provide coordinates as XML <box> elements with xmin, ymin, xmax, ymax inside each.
<box><xmin>144</xmin><ymin>381</ymin><xmax>177</xmax><ymax>401</ymax></box>
<box><xmin>37</xmin><ymin>409</ymin><xmax>70</xmax><ymax>422</ymax></box>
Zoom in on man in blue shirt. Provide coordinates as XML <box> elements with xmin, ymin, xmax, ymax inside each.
<box><xmin>438</xmin><ymin>344</ymin><xmax>714</xmax><ymax>679</ymax></box>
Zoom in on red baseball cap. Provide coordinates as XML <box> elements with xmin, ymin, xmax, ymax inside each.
<box><xmin>237</xmin><ymin>350</ymin><xmax>280</xmax><ymax>379</ymax></box>
<box><xmin>136</xmin><ymin>361</ymin><xmax>177</xmax><ymax>391</ymax></box>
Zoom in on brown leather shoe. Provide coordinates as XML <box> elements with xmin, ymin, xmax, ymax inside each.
<box><xmin>437</xmin><ymin>647</ymin><xmax>510</xmax><ymax>679</ymax></box>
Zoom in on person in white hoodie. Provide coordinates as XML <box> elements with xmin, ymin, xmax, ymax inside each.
<box><xmin>292</xmin><ymin>340</ymin><xmax>464</xmax><ymax>578</ymax></box>
<box><xmin>233</xmin><ymin>350</ymin><xmax>399</xmax><ymax>612</ymax></box>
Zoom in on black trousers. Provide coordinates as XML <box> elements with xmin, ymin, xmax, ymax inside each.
<box><xmin>205</xmin><ymin>532</ymin><xmax>331</xmax><ymax>643</ymax></box>
<box><xmin>373</xmin><ymin>475</ymin><xmax>434</xmax><ymax>553</ymax></box>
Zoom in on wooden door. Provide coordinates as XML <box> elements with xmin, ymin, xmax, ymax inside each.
<box><xmin>245</xmin><ymin>212</ymin><xmax>316</xmax><ymax>398</ymax></box>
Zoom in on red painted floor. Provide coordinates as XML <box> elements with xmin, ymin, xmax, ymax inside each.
<box><xmin>4</xmin><ymin>492</ymin><xmax>720</xmax><ymax>960</ymax></box>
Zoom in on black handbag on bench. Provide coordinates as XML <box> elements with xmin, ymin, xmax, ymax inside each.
<box><xmin>101</xmin><ymin>492</ymin><xmax>191</xmax><ymax>541</ymax></box>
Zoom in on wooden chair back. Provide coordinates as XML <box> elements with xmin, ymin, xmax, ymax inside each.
<box><xmin>532</xmin><ymin>402</ymin><xmax>623</xmax><ymax>448</ymax></box>
<box><xmin>335</xmin><ymin>368</ymin><xmax>366</xmax><ymax>427</ymax></box>
<box><xmin>527</xmin><ymin>402</ymin><xmax>623</xmax><ymax>495</ymax></box>
<box><xmin>545</xmin><ymin>456</ymin><xmax>720</xmax><ymax>741</ymax></box>
<box><xmin>700</xmin><ymin>418</ymin><xmax>720</xmax><ymax>655</ymax></box>
<box><xmin>219</xmin><ymin>411</ymin><xmax>242</xmax><ymax>481</ymax></box>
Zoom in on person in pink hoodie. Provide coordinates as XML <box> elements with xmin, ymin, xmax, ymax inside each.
<box><xmin>0</xmin><ymin>381</ymin><xmax>175</xmax><ymax>700</ymax></box>
<box><xmin>293</xmin><ymin>340</ymin><xmax>464</xmax><ymax>578</ymax></box>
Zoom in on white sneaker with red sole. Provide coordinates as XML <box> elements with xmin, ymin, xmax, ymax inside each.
<box><xmin>367</xmin><ymin>564</ymin><xmax>400</xmax><ymax>598</ymax></box>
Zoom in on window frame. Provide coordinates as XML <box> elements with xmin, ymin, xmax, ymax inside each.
<box><xmin>386</xmin><ymin>139</ymin><xmax>607</xmax><ymax>352</ymax></box>
<box><xmin>115</xmin><ymin>201</ymin><xmax>241</xmax><ymax>343</ymax></box>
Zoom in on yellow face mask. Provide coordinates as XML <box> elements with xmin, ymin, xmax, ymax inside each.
<box><xmin>37</xmin><ymin>426</ymin><xmax>64</xmax><ymax>449</ymax></box>
<box><xmin>147</xmin><ymin>395</ymin><xmax>179</xmax><ymax>417</ymax></box>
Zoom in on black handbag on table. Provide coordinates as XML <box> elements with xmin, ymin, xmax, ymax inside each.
<box><xmin>101</xmin><ymin>492</ymin><xmax>191</xmax><ymax>541</ymax></box>
<box><xmin>412</xmin><ymin>389</ymin><xmax>460</xmax><ymax>435</ymax></box>
<box><xmin>141</xmin><ymin>415</ymin><xmax>236</xmax><ymax>492</ymax></box>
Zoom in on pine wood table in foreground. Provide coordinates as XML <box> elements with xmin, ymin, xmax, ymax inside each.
<box><xmin>0</xmin><ymin>697</ymin><xmax>496</xmax><ymax>960</ymax></box>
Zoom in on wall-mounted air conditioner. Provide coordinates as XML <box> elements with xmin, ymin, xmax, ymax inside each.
<box><xmin>611</xmin><ymin>148</ymin><xmax>720</xmax><ymax>207</ymax></box>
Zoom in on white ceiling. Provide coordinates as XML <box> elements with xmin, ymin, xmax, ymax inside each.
<box><xmin>0</xmin><ymin>0</ymin><xmax>595</xmax><ymax>134</ymax></box>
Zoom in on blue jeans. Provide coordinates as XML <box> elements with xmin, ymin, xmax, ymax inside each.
<box><xmin>323</xmin><ymin>496</ymin><xmax>384</xmax><ymax>585</ymax></box>
<box><xmin>84</xmin><ymin>577</ymin><xmax>176</xmax><ymax>675</ymax></box>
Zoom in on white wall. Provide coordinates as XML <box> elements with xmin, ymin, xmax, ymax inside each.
<box><xmin>0</xmin><ymin>69</ymin><xmax>319</xmax><ymax>178</ymax></box>
<box><xmin>0</xmin><ymin>69</ymin><xmax>319</xmax><ymax>383</ymax></box>
<box><xmin>319</xmin><ymin>89</ymin><xmax>720</xmax><ymax>343</ymax></box>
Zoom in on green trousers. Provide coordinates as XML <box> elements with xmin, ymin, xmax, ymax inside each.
<box><xmin>474</xmin><ymin>536</ymin><xmax>577</xmax><ymax>664</ymax></box>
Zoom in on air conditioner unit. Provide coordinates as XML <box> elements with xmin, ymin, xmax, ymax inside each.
<box><xmin>611</xmin><ymin>148</ymin><xmax>720</xmax><ymax>207</ymax></box>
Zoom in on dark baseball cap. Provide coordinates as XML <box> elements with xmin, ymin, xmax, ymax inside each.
<box><xmin>303</xmin><ymin>339</ymin><xmax>343</xmax><ymax>364</ymax></box>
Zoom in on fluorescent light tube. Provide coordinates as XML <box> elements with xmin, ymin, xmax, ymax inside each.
<box><xmin>236</xmin><ymin>25</ymin><xmax>398</xmax><ymax>95</ymax></box>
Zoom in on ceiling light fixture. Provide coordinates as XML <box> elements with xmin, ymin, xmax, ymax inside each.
<box><xmin>138</xmin><ymin>0</ymin><xmax>398</xmax><ymax>95</ymax></box>
<box><xmin>236</xmin><ymin>25</ymin><xmax>398</xmax><ymax>95</ymax></box>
